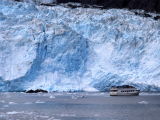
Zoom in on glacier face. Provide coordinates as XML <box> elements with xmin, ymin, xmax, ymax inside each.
<box><xmin>0</xmin><ymin>0</ymin><xmax>160</xmax><ymax>92</ymax></box>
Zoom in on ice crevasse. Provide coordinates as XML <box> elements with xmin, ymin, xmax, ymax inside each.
<box><xmin>0</xmin><ymin>0</ymin><xmax>160</xmax><ymax>92</ymax></box>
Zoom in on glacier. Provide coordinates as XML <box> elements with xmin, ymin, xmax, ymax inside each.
<box><xmin>0</xmin><ymin>0</ymin><xmax>160</xmax><ymax>92</ymax></box>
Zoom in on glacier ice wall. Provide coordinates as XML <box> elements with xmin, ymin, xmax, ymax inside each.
<box><xmin>15</xmin><ymin>0</ymin><xmax>56</xmax><ymax>4</ymax></box>
<box><xmin>0</xmin><ymin>0</ymin><xmax>160</xmax><ymax>91</ymax></box>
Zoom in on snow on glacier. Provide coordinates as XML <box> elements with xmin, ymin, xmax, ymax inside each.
<box><xmin>0</xmin><ymin>0</ymin><xmax>160</xmax><ymax>91</ymax></box>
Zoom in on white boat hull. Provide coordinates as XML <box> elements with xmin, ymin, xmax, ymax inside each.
<box><xmin>110</xmin><ymin>91</ymin><xmax>140</xmax><ymax>96</ymax></box>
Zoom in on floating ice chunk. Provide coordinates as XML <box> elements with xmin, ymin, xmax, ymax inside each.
<box><xmin>9</xmin><ymin>102</ymin><xmax>17</xmax><ymax>105</ymax></box>
<box><xmin>60</xmin><ymin>114</ymin><xmax>76</xmax><ymax>117</ymax></box>
<box><xmin>138</xmin><ymin>101</ymin><xmax>149</xmax><ymax>104</ymax></box>
<box><xmin>7</xmin><ymin>111</ymin><xmax>24</xmax><ymax>115</ymax></box>
<box><xmin>71</xmin><ymin>95</ymin><xmax>78</xmax><ymax>100</ymax></box>
<box><xmin>48</xmin><ymin>117</ymin><xmax>55</xmax><ymax>120</ymax></box>
<box><xmin>49</xmin><ymin>95</ymin><xmax>55</xmax><ymax>99</ymax></box>
<box><xmin>38</xmin><ymin>115</ymin><xmax>49</xmax><ymax>118</ymax></box>
<box><xmin>71</xmin><ymin>94</ymin><xmax>86</xmax><ymax>99</ymax></box>
<box><xmin>24</xmin><ymin>102</ymin><xmax>32</xmax><ymax>104</ymax></box>
<box><xmin>35</xmin><ymin>100</ymin><xmax>45</xmax><ymax>104</ymax></box>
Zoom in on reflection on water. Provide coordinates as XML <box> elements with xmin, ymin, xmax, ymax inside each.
<box><xmin>0</xmin><ymin>92</ymin><xmax>160</xmax><ymax>120</ymax></box>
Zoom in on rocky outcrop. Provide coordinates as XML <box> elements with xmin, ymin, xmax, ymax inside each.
<box><xmin>57</xmin><ymin>0</ymin><xmax>160</xmax><ymax>13</ymax></box>
<box><xmin>13</xmin><ymin>0</ymin><xmax>160</xmax><ymax>13</ymax></box>
<box><xmin>26</xmin><ymin>89</ymin><xmax>48</xmax><ymax>93</ymax></box>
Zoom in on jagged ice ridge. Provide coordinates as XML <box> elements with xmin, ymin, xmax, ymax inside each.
<box><xmin>0</xmin><ymin>0</ymin><xmax>160</xmax><ymax>92</ymax></box>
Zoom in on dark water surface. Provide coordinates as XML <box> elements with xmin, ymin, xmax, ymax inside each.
<box><xmin>0</xmin><ymin>92</ymin><xmax>160</xmax><ymax>120</ymax></box>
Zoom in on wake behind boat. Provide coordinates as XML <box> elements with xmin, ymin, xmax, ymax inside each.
<box><xmin>110</xmin><ymin>85</ymin><xmax>140</xmax><ymax>96</ymax></box>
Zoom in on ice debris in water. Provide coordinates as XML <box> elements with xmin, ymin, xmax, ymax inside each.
<box><xmin>6</xmin><ymin>111</ymin><xmax>24</xmax><ymax>115</ymax></box>
<box><xmin>49</xmin><ymin>95</ymin><xmax>55</xmax><ymax>99</ymax></box>
<box><xmin>35</xmin><ymin>100</ymin><xmax>45</xmax><ymax>103</ymax></box>
<box><xmin>138</xmin><ymin>101</ymin><xmax>149</xmax><ymax>104</ymax></box>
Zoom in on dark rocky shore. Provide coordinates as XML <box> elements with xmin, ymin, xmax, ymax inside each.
<box><xmin>25</xmin><ymin>89</ymin><xmax>48</xmax><ymax>93</ymax></box>
<box><xmin>14</xmin><ymin>0</ymin><xmax>160</xmax><ymax>13</ymax></box>
<box><xmin>14</xmin><ymin>0</ymin><xmax>160</xmax><ymax>20</ymax></box>
<box><xmin>58</xmin><ymin>0</ymin><xmax>160</xmax><ymax>13</ymax></box>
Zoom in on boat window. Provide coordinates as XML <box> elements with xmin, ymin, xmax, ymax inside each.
<box><xmin>111</xmin><ymin>90</ymin><xmax>118</xmax><ymax>92</ymax></box>
<box><xmin>121</xmin><ymin>90</ymin><xmax>136</xmax><ymax>92</ymax></box>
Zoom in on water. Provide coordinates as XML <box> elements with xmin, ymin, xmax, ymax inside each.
<box><xmin>0</xmin><ymin>92</ymin><xmax>160</xmax><ymax>120</ymax></box>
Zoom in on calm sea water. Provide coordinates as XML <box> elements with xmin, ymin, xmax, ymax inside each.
<box><xmin>0</xmin><ymin>92</ymin><xmax>160</xmax><ymax>120</ymax></box>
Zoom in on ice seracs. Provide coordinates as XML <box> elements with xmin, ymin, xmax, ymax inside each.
<box><xmin>0</xmin><ymin>0</ymin><xmax>160</xmax><ymax>92</ymax></box>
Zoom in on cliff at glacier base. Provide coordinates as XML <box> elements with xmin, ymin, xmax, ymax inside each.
<box><xmin>0</xmin><ymin>0</ymin><xmax>160</xmax><ymax>91</ymax></box>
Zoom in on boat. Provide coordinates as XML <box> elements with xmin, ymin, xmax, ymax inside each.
<box><xmin>109</xmin><ymin>85</ymin><xmax>140</xmax><ymax>96</ymax></box>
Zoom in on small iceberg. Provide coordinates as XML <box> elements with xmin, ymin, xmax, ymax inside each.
<box><xmin>138</xmin><ymin>101</ymin><xmax>149</xmax><ymax>104</ymax></box>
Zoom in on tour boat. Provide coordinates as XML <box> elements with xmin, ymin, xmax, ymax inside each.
<box><xmin>110</xmin><ymin>85</ymin><xmax>140</xmax><ymax>96</ymax></box>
